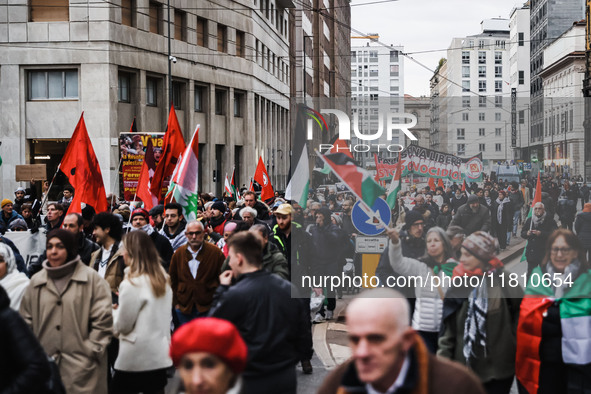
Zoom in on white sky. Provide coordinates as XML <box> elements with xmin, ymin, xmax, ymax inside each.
<box><xmin>350</xmin><ymin>0</ymin><xmax>525</xmax><ymax>96</ymax></box>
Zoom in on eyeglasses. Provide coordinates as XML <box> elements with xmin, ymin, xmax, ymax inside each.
<box><xmin>186</xmin><ymin>231</ymin><xmax>204</xmax><ymax>237</ymax></box>
<box><xmin>551</xmin><ymin>247</ymin><xmax>573</xmax><ymax>255</ymax></box>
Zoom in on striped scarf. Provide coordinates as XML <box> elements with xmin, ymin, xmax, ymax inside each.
<box><xmin>463</xmin><ymin>275</ymin><xmax>488</xmax><ymax>364</ymax></box>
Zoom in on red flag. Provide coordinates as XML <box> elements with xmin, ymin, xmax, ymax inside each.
<box><xmin>461</xmin><ymin>179</ymin><xmax>466</xmax><ymax>192</ymax></box>
<box><xmin>150</xmin><ymin>105</ymin><xmax>186</xmax><ymax>202</ymax></box>
<box><xmin>438</xmin><ymin>178</ymin><xmax>445</xmax><ymax>188</ymax></box>
<box><xmin>532</xmin><ymin>172</ymin><xmax>542</xmax><ymax>207</ymax></box>
<box><xmin>428</xmin><ymin>178</ymin><xmax>436</xmax><ymax>190</ymax></box>
<box><xmin>248</xmin><ymin>178</ymin><xmax>254</xmax><ymax>192</ymax></box>
<box><xmin>136</xmin><ymin>138</ymin><xmax>158</xmax><ymax>211</ymax></box>
<box><xmin>129</xmin><ymin>117</ymin><xmax>137</xmax><ymax>133</ymax></box>
<box><xmin>60</xmin><ymin>113</ymin><xmax>108</xmax><ymax>215</ymax></box>
<box><xmin>253</xmin><ymin>157</ymin><xmax>274</xmax><ymax>201</ymax></box>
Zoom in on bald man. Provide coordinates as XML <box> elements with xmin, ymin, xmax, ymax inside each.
<box><xmin>318</xmin><ymin>289</ymin><xmax>485</xmax><ymax>394</ymax></box>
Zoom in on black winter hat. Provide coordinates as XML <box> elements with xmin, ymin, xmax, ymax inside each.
<box><xmin>405</xmin><ymin>210</ymin><xmax>424</xmax><ymax>228</ymax></box>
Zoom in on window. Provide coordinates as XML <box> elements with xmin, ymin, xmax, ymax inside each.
<box><xmin>478</xmin><ymin>51</ymin><xmax>486</xmax><ymax>64</ymax></box>
<box><xmin>478</xmin><ymin>66</ymin><xmax>486</xmax><ymax>78</ymax></box>
<box><xmin>194</xmin><ymin>85</ymin><xmax>205</xmax><ymax>112</ymax></box>
<box><xmin>479</xmin><ymin>143</ymin><xmax>485</xmax><ymax>151</ymax></box>
<box><xmin>118</xmin><ymin>72</ymin><xmax>131</xmax><ymax>102</ymax></box>
<box><xmin>197</xmin><ymin>17</ymin><xmax>207</xmax><ymax>47</ymax></box>
<box><xmin>518</xmin><ymin>32</ymin><xmax>524</xmax><ymax>46</ymax></box>
<box><xmin>479</xmin><ymin>113</ymin><xmax>485</xmax><ymax>121</ymax></box>
<box><xmin>172</xmin><ymin>81</ymin><xmax>183</xmax><ymax>109</ymax></box>
<box><xmin>175</xmin><ymin>10</ymin><xmax>187</xmax><ymax>41</ymax></box>
<box><xmin>462</xmin><ymin>80</ymin><xmax>470</xmax><ymax>92</ymax></box>
<box><xmin>30</xmin><ymin>0</ymin><xmax>69</xmax><ymax>22</ymax></box>
<box><xmin>478</xmin><ymin>80</ymin><xmax>486</xmax><ymax>92</ymax></box>
<box><xmin>457</xmin><ymin>144</ymin><xmax>466</xmax><ymax>155</ymax></box>
<box><xmin>149</xmin><ymin>2</ymin><xmax>162</xmax><ymax>34</ymax></box>
<box><xmin>28</xmin><ymin>70</ymin><xmax>78</xmax><ymax>100</ymax></box>
<box><xmin>495</xmin><ymin>52</ymin><xmax>502</xmax><ymax>64</ymax></box>
<box><xmin>479</xmin><ymin>96</ymin><xmax>487</xmax><ymax>107</ymax></box>
<box><xmin>478</xmin><ymin>40</ymin><xmax>486</xmax><ymax>49</ymax></box>
<box><xmin>495</xmin><ymin>143</ymin><xmax>502</xmax><ymax>152</ymax></box>
<box><xmin>217</xmin><ymin>24</ymin><xmax>227</xmax><ymax>52</ymax></box>
<box><xmin>519</xmin><ymin>110</ymin><xmax>525</xmax><ymax>124</ymax></box>
<box><xmin>215</xmin><ymin>89</ymin><xmax>226</xmax><ymax>115</ymax></box>
<box><xmin>390</xmin><ymin>50</ymin><xmax>399</xmax><ymax>62</ymax></box>
<box><xmin>495</xmin><ymin>40</ymin><xmax>505</xmax><ymax>49</ymax></box>
<box><xmin>495</xmin><ymin>113</ymin><xmax>501</xmax><ymax>121</ymax></box>
<box><xmin>462</xmin><ymin>66</ymin><xmax>470</xmax><ymax>78</ymax></box>
<box><xmin>519</xmin><ymin>70</ymin><xmax>525</xmax><ymax>85</ymax></box>
<box><xmin>479</xmin><ymin>128</ymin><xmax>485</xmax><ymax>136</ymax></box>
<box><xmin>457</xmin><ymin>128</ymin><xmax>465</xmax><ymax>140</ymax></box>
<box><xmin>495</xmin><ymin>96</ymin><xmax>502</xmax><ymax>107</ymax></box>
<box><xmin>236</xmin><ymin>31</ymin><xmax>245</xmax><ymax>58</ymax></box>
<box><xmin>495</xmin><ymin>66</ymin><xmax>502</xmax><ymax>78</ymax></box>
<box><xmin>121</xmin><ymin>0</ymin><xmax>136</xmax><ymax>27</ymax></box>
<box><xmin>462</xmin><ymin>51</ymin><xmax>470</xmax><ymax>64</ymax></box>
<box><xmin>234</xmin><ymin>92</ymin><xmax>244</xmax><ymax>117</ymax></box>
<box><xmin>462</xmin><ymin>97</ymin><xmax>470</xmax><ymax>108</ymax></box>
<box><xmin>462</xmin><ymin>113</ymin><xmax>469</xmax><ymax>121</ymax></box>
<box><xmin>495</xmin><ymin>127</ymin><xmax>501</xmax><ymax>136</ymax></box>
<box><xmin>146</xmin><ymin>77</ymin><xmax>157</xmax><ymax>106</ymax></box>
<box><xmin>390</xmin><ymin>65</ymin><xmax>399</xmax><ymax>76</ymax></box>
<box><xmin>495</xmin><ymin>80</ymin><xmax>502</xmax><ymax>92</ymax></box>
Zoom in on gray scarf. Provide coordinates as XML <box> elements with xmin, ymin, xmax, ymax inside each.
<box><xmin>546</xmin><ymin>259</ymin><xmax>579</xmax><ymax>297</ymax></box>
<box><xmin>130</xmin><ymin>223</ymin><xmax>154</xmax><ymax>236</ymax></box>
<box><xmin>532</xmin><ymin>211</ymin><xmax>547</xmax><ymax>227</ymax></box>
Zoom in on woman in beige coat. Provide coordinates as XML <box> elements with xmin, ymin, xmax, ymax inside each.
<box><xmin>19</xmin><ymin>229</ymin><xmax>113</xmax><ymax>394</ymax></box>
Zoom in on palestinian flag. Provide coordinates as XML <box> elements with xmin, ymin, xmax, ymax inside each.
<box><xmin>168</xmin><ymin>125</ymin><xmax>200</xmax><ymax>221</ymax></box>
<box><xmin>386</xmin><ymin>155</ymin><xmax>402</xmax><ymax>210</ymax></box>
<box><xmin>520</xmin><ymin>173</ymin><xmax>542</xmax><ymax>262</ymax></box>
<box><xmin>317</xmin><ymin>152</ymin><xmax>385</xmax><ymax>209</ymax></box>
<box><xmin>516</xmin><ymin>267</ymin><xmax>591</xmax><ymax>393</ymax></box>
<box><xmin>314</xmin><ymin>138</ymin><xmax>353</xmax><ymax>174</ymax></box>
<box><xmin>286</xmin><ymin>104</ymin><xmax>310</xmax><ymax>208</ymax></box>
<box><xmin>230</xmin><ymin>168</ymin><xmax>240</xmax><ymax>200</ymax></box>
<box><xmin>224</xmin><ymin>174</ymin><xmax>233</xmax><ymax>197</ymax></box>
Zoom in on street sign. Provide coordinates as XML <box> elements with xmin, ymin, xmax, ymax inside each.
<box><xmin>355</xmin><ymin>236</ymin><xmax>388</xmax><ymax>253</ymax></box>
<box><xmin>351</xmin><ymin>198</ymin><xmax>391</xmax><ymax>236</ymax></box>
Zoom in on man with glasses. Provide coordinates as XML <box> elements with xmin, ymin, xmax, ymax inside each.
<box><xmin>522</xmin><ymin>202</ymin><xmax>558</xmax><ymax>277</ymax></box>
<box><xmin>169</xmin><ymin>220</ymin><xmax>226</xmax><ymax>325</ymax></box>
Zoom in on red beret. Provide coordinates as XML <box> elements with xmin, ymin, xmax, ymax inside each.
<box><xmin>170</xmin><ymin>317</ymin><xmax>248</xmax><ymax>374</ymax></box>
<box><xmin>131</xmin><ymin>208</ymin><xmax>149</xmax><ymax>221</ymax></box>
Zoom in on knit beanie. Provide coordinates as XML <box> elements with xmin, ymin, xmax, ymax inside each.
<box><xmin>404</xmin><ymin>210</ymin><xmax>424</xmax><ymax>228</ymax></box>
<box><xmin>131</xmin><ymin>208</ymin><xmax>149</xmax><ymax>221</ymax></box>
<box><xmin>462</xmin><ymin>231</ymin><xmax>498</xmax><ymax>263</ymax></box>
<box><xmin>47</xmin><ymin>229</ymin><xmax>78</xmax><ymax>262</ymax></box>
<box><xmin>212</xmin><ymin>201</ymin><xmax>226</xmax><ymax>213</ymax></box>
<box><xmin>1</xmin><ymin>199</ymin><xmax>12</xmax><ymax>208</ymax></box>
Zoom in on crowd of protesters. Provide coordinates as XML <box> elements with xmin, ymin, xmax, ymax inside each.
<box><xmin>1</xmin><ymin>172</ymin><xmax>591</xmax><ymax>393</ymax></box>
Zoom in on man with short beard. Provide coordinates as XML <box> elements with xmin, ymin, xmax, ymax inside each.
<box><xmin>160</xmin><ymin>202</ymin><xmax>188</xmax><ymax>251</ymax></box>
<box><xmin>130</xmin><ymin>208</ymin><xmax>173</xmax><ymax>271</ymax></box>
<box><xmin>449</xmin><ymin>194</ymin><xmax>491</xmax><ymax>236</ymax></box>
<box><xmin>450</xmin><ymin>189</ymin><xmax>467</xmax><ymax>214</ymax></box>
<box><xmin>521</xmin><ymin>202</ymin><xmax>557</xmax><ymax>277</ymax></box>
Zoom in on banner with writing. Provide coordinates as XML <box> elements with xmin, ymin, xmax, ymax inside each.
<box><xmin>376</xmin><ymin>146</ymin><xmax>483</xmax><ymax>183</ymax></box>
<box><xmin>119</xmin><ymin>133</ymin><xmax>164</xmax><ymax>201</ymax></box>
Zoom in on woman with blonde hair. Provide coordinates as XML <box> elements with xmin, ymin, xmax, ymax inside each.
<box><xmin>112</xmin><ymin>230</ymin><xmax>173</xmax><ymax>394</ymax></box>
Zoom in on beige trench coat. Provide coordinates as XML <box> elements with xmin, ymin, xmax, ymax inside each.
<box><xmin>20</xmin><ymin>258</ymin><xmax>113</xmax><ymax>394</ymax></box>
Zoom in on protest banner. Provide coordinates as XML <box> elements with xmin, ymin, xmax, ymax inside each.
<box><xmin>4</xmin><ymin>231</ymin><xmax>46</xmax><ymax>271</ymax></box>
<box><xmin>119</xmin><ymin>133</ymin><xmax>164</xmax><ymax>201</ymax></box>
<box><xmin>375</xmin><ymin>146</ymin><xmax>483</xmax><ymax>183</ymax></box>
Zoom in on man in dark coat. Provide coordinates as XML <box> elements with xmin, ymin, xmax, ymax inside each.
<box><xmin>317</xmin><ymin>289</ymin><xmax>485</xmax><ymax>394</ymax></box>
<box><xmin>209</xmin><ymin>231</ymin><xmax>311</xmax><ymax>394</ymax></box>
<box><xmin>130</xmin><ymin>208</ymin><xmax>174</xmax><ymax>271</ymax></box>
<box><xmin>449</xmin><ymin>194</ymin><xmax>491</xmax><ymax>235</ymax></box>
<box><xmin>521</xmin><ymin>202</ymin><xmax>558</xmax><ymax>277</ymax></box>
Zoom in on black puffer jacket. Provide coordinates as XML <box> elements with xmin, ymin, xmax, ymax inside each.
<box><xmin>209</xmin><ymin>270</ymin><xmax>311</xmax><ymax>384</ymax></box>
<box><xmin>0</xmin><ymin>286</ymin><xmax>51</xmax><ymax>393</ymax></box>
<box><xmin>575</xmin><ymin>211</ymin><xmax>591</xmax><ymax>250</ymax></box>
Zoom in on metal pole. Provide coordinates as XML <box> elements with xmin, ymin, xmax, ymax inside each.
<box><xmin>505</xmin><ymin>121</ymin><xmax>508</xmax><ymax>162</ymax></box>
<box><xmin>167</xmin><ymin>0</ymin><xmax>172</xmax><ymax>112</ymax></box>
<box><xmin>303</xmin><ymin>34</ymin><xmax>307</xmax><ymax>102</ymax></box>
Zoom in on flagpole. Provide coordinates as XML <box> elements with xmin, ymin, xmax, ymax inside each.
<box><xmin>112</xmin><ymin>154</ymin><xmax>124</xmax><ymax>197</ymax></box>
<box><xmin>35</xmin><ymin>163</ymin><xmax>61</xmax><ymax>220</ymax></box>
<box><xmin>315</xmin><ymin>151</ymin><xmax>390</xmax><ymax>229</ymax></box>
